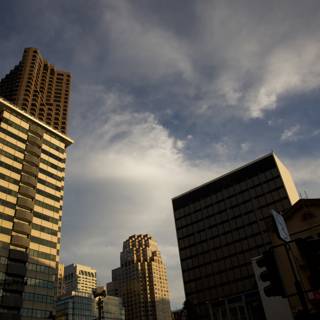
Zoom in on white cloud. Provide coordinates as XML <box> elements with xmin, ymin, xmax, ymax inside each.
<box><xmin>62</xmin><ymin>91</ymin><xmax>232</xmax><ymax>308</ymax></box>
<box><xmin>101</xmin><ymin>1</ymin><xmax>194</xmax><ymax>81</ymax></box>
<box><xmin>280</xmin><ymin>124</ymin><xmax>301</xmax><ymax>142</ymax></box>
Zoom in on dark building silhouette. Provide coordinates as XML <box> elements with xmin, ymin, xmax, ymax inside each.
<box><xmin>0</xmin><ymin>48</ymin><xmax>71</xmax><ymax>134</ymax></box>
<box><xmin>172</xmin><ymin>153</ymin><xmax>299</xmax><ymax>320</ymax></box>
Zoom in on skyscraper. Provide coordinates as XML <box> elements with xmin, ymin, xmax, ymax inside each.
<box><xmin>0</xmin><ymin>97</ymin><xmax>73</xmax><ymax>319</ymax></box>
<box><xmin>107</xmin><ymin>234</ymin><xmax>172</xmax><ymax>320</ymax></box>
<box><xmin>172</xmin><ymin>153</ymin><xmax>299</xmax><ymax>320</ymax></box>
<box><xmin>64</xmin><ymin>263</ymin><xmax>97</xmax><ymax>295</ymax></box>
<box><xmin>0</xmin><ymin>48</ymin><xmax>71</xmax><ymax>134</ymax></box>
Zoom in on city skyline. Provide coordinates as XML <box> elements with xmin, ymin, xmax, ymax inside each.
<box><xmin>1</xmin><ymin>0</ymin><xmax>320</xmax><ymax>310</ymax></box>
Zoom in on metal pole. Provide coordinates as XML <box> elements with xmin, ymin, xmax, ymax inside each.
<box><xmin>284</xmin><ymin>243</ymin><xmax>309</xmax><ymax>313</ymax></box>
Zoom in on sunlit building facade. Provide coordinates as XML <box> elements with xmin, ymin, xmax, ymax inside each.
<box><xmin>0</xmin><ymin>48</ymin><xmax>71</xmax><ymax>134</ymax></box>
<box><xmin>64</xmin><ymin>263</ymin><xmax>97</xmax><ymax>295</ymax></box>
<box><xmin>107</xmin><ymin>234</ymin><xmax>172</xmax><ymax>320</ymax></box>
<box><xmin>0</xmin><ymin>97</ymin><xmax>73</xmax><ymax>319</ymax></box>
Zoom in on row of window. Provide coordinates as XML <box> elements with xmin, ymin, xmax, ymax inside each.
<box><xmin>176</xmin><ymin>178</ymin><xmax>285</xmax><ymax>229</ymax></box>
<box><xmin>23</xmin><ymin>291</ymin><xmax>54</xmax><ymax>305</ymax></box>
<box><xmin>177</xmin><ymin>195</ymin><xmax>288</xmax><ymax>241</ymax></box>
<box><xmin>27</xmin><ymin>262</ymin><xmax>55</xmax><ymax>275</ymax></box>
<box><xmin>32</xmin><ymin>223</ymin><xmax>58</xmax><ymax>236</ymax></box>
<box><xmin>20</xmin><ymin>308</ymin><xmax>50</xmax><ymax>319</ymax></box>
<box><xmin>28</xmin><ymin>248</ymin><xmax>56</xmax><ymax>262</ymax></box>
<box><xmin>0</xmin><ymin>211</ymin><xmax>14</xmax><ymax>222</ymax></box>
<box><xmin>30</xmin><ymin>235</ymin><xmax>56</xmax><ymax>249</ymax></box>
<box><xmin>35</xmin><ymin>199</ymin><xmax>60</xmax><ymax>213</ymax></box>
<box><xmin>33</xmin><ymin>210</ymin><xmax>59</xmax><ymax>225</ymax></box>
<box><xmin>0</xmin><ymin>125</ymin><xmax>65</xmax><ymax>165</ymax></box>
<box><xmin>27</xmin><ymin>277</ymin><xmax>54</xmax><ymax>289</ymax></box>
<box><xmin>175</xmin><ymin>168</ymin><xmax>281</xmax><ymax>219</ymax></box>
<box><xmin>2</xmin><ymin>114</ymin><xmax>66</xmax><ymax>153</ymax></box>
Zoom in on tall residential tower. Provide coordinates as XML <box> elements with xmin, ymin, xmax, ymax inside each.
<box><xmin>0</xmin><ymin>48</ymin><xmax>73</xmax><ymax>320</ymax></box>
<box><xmin>107</xmin><ymin>234</ymin><xmax>172</xmax><ymax>320</ymax></box>
<box><xmin>0</xmin><ymin>48</ymin><xmax>71</xmax><ymax>134</ymax></box>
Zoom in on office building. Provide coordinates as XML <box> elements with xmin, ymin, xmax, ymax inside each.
<box><xmin>107</xmin><ymin>234</ymin><xmax>172</xmax><ymax>320</ymax></box>
<box><xmin>64</xmin><ymin>263</ymin><xmax>97</xmax><ymax>295</ymax></box>
<box><xmin>56</xmin><ymin>291</ymin><xmax>95</xmax><ymax>320</ymax></box>
<box><xmin>0</xmin><ymin>97</ymin><xmax>73</xmax><ymax>319</ymax></box>
<box><xmin>172</xmin><ymin>153</ymin><xmax>299</xmax><ymax>320</ymax></box>
<box><xmin>0</xmin><ymin>48</ymin><xmax>71</xmax><ymax>134</ymax></box>
<box><xmin>98</xmin><ymin>295</ymin><xmax>125</xmax><ymax>320</ymax></box>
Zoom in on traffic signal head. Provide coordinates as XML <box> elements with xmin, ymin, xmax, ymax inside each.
<box><xmin>256</xmin><ymin>249</ymin><xmax>285</xmax><ymax>297</ymax></box>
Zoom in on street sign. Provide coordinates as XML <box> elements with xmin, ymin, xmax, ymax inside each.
<box><xmin>271</xmin><ymin>209</ymin><xmax>291</xmax><ymax>242</ymax></box>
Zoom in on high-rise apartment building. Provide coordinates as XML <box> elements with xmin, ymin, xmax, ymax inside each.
<box><xmin>107</xmin><ymin>234</ymin><xmax>172</xmax><ymax>320</ymax></box>
<box><xmin>0</xmin><ymin>48</ymin><xmax>71</xmax><ymax>134</ymax></box>
<box><xmin>64</xmin><ymin>264</ymin><xmax>97</xmax><ymax>295</ymax></box>
<box><xmin>172</xmin><ymin>153</ymin><xmax>299</xmax><ymax>320</ymax></box>
<box><xmin>0</xmin><ymin>97</ymin><xmax>73</xmax><ymax>320</ymax></box>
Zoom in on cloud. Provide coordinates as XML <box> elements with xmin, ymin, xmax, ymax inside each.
<box><xmin>99</xmin><ymin>1</ymin><xmax>194</xmax><ymax>82</ymax></box>
<box><xmin>280</xmin><ymin>124</ymin><xmax>301</xmax><ymax>142</ymax></box>
<box><xmin>192</xmin><ymin>1</ymin><xmax>320</xmax><ymax>119</ymax></box>
<box><xmin>62</xmin><ymin>89</ymin><xmax>231</xmax><ymax>308</ymax></box>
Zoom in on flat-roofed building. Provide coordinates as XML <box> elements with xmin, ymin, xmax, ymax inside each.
<box><xmin>64</xmin><ymin>264</ymin><xmax>97</xmax><ymax>295</ymax></box>
<box><xmin>56</xmin><ymin>291</ymin><xmax>95</xmax><ymax>320</ymax></box>
<box><xmin>172</xmin><ymin>153</ymin><xmax>299</xmax><ymax>320</ymax></box>
<box><xmin>0</xmin><ymin>97</ymin><xmax>73</xmax><ymax>319</ymax></box>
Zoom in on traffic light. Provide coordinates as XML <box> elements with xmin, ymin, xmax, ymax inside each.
<box><xmin>296</xmin><ymin>238</ymin><xmax>320</xmax><ymax>289</ymax></box>
<box><xmin>256</xmin><ymin>249</ymin><xmax>285</xmax><ymax>297</ymax></box>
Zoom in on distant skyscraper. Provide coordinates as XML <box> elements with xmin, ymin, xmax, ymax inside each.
<box><xmin>107</xmin><ymin>234</ymin><xmax>172</xmax><ymax>320</ymax></box>
<box><xmin>0</xmin><ymin>97</ymin><xmax>73</xmax><ymax>320</ymax></box>
<box><xmin>172</xmin><ymin>153</ymin><xmax>299</xmax><ymax>320</ymax></box>
<box><xmin>0</xmin><ymin>48</ymin><xmax>71</xmax><ymax>134</ymax></box>
<box><xmin>64</xmin><ymin>264</ymin><xmax>97</xmax><ymax>295</ymax></box>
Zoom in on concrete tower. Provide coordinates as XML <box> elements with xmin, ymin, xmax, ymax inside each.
<box><xmin>0</xmin><ymin>97</ymin><xmax>73</xmax><ymax>320</ymax></box>
<box><xmin>107</xmin><ymin>234</ymin><xmax>172</xmax><ymax>320</ymax></box>
<box><xmin>0</xmin><ymin>48</ymin><xmax>71</xmax><ymax>134</ymax></box>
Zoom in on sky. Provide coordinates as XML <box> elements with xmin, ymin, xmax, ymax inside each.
<box><xmin>1</xmin><ymin>0</ymin><xmax>320</xmax><ymax>309</ymax></box>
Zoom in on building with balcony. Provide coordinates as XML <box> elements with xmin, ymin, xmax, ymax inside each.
<box><xmin>0</xmin><ymin>48</ymin><xmax>71</xmax><ymax>134</ymax></box>
<box><xmin>0</xmin><ymin>97</ymin><xmax>73</xmax><ymax>319</ymax></box>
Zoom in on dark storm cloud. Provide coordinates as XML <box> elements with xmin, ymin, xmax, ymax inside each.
<box><xmin>1</xmin><ymin>0</ymin><xmax>320</xmax><ymax>308</ymax></box>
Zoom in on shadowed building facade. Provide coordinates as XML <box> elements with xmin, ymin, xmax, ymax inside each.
<box><xmin>172</xmin><ymin>153</ymin><xmax>299</xmax><ymax>320</ymax></box>
<box><xmin>107</xmin><ymin>234</ymin><xmax>172</xmax><ymax>320</ymax></box>
<box><xmin>0</xmin><ymin>97</ymin><xmax>73</xmax><ymax>319</ymax></box>
<box><xmin>0</xmin><ymin>48</ymin><xmax>71</xmax><ymax>134</ymax></box>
